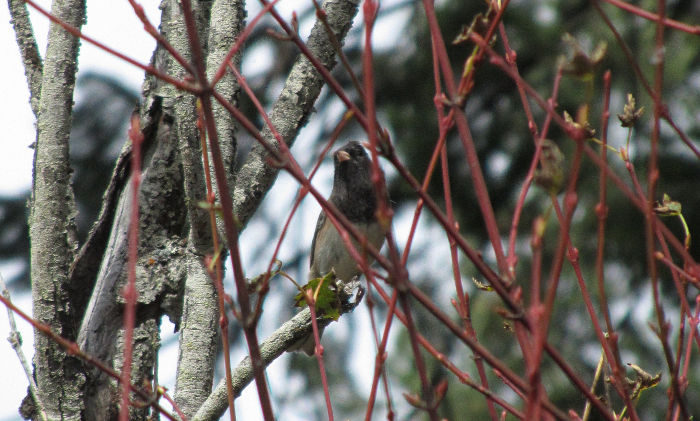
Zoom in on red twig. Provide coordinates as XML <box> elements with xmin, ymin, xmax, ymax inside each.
<box><xmin>179</xmin><ymin>0</ymin><xmax>275</xmax><ymax>419</ymax></box>
<box><xmin>430</xmin><ymin>14</ymin><xmax>499</xmax><ymax>417</ymax></box>
<box><xmin>364</xmin><ymin>67</ymin><xmax>454</xmax><ymax>421</ymax></box>
<box><xmin>600</xmin><ymin>0</ymin><xmax>700</xmax><ymax>35</ymax></box>
<box><xmin>118</xmin><ymin>115</ymin><xmax>144</xmax><ymax>421</ymax></box>
<box><xmin>230</xmin><ymin>60</ymin><xmax>344</xmax><ymax>417</ymax></box>
<box><xmin>647</xmin><ymin>1</ymin><xmax>689</xmax><ymax>418</ymax></box>
<box><xmin>553</xmin><ymin>196</ymin><xmax>635</xmax><ymax>418</ymax></box>
<box><xmin>364</xmin><ymin>289</ymin><xmax>398</xmax><ymax>421</ymax></box>
<box><xmin>161</xmin><ymin>388</ymin><xmax>189</xmax><ymax>421</ymax></box>
<box><xmin>680</xmin><ymin>296</ymin><xmax>700</xmax><ymax>396</ymax></box>
<box><xmin>524</xmin><ymin>217</ymin><xmax>545</xmax><ymax>421</ymax></box>
<box><xmin>23</xmin><ymin>0</ymin><xmax>192</xmax><ymax>91</ymax></box>
<box><xmin>307</xmin><ymin>297</ymin><xmax>334</xmax><ymax>421</ymax></box>
<box><xmin>506</xmin><ymin>67</ymin><xmax>564</xmax><ymax>277</ymax></box>
<box><xmin>421</xmin><ymin>0</ymin><xmax>508</xmax><ymax>276</ymax></box>
<box><xmin>367</xmin><ymin>278</ymin><xmax>527</xmax><ymax>420</ymax></box>
<box><xmin>596</xmin><ymin>70</ymin><xmax>616</xmax><ymax>339</ymax></box>
<box><xmin>126</xmin><ymin>0</ymin><xmax>195</xmax><ymax>75</ymax></box>
<box><xmin>0</xmin><ymin>293</ymin><xmax>181</xmax><ymax>420</ymax></box>
<box><xmin>363</xmin><ymin>2</ymin><xmax>437</xmax><ymax>419</ymax></box>
<box><xmin>654</xmin><ymin>253</ymin><xmax>699</xmax><ymax>286</ymax></box>
<box><xmin>195</xmin><ymin>103</ymin><xmax>237</xmax><ymax>421</ymax></box>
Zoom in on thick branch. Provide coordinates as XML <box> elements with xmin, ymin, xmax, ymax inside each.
<box><xmin>173</xmin><ymin>256</ymin><xmax>220</xmax><ymax>417</ymax></box>
<box><xmin>174</xmin><ymin>0</ymin><xmax>246</xmax><ymax>416</ymax></box>
<box><xmin>8</xmin><ymin>0</ymin><xmax>43</xmax><ymax>116</ymax></box>
<box><xmin>77</xmin><ymin>111</ymin><xmax>187</xmax><ymax>420</ymax></box>
<box><xmin>204</xmin><ymin>0</ymin><xmax>245</xmax><ymax>218</ymax></box>
<box><xmin>233</xmin><ymin>0</ymin><xmax>360</xmax><ymax>226</ymax></box>
<box><xmin>29</xmin><ymin>0</ymin><xmax>85</xmax><ymax>418</ymax></box>
<box><xmin>192</xmin><ymin>290</ymin><xmax>362</xmax><ymax>421</ymax></box>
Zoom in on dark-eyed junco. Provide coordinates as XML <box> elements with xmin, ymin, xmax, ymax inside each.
<box><xmin>292</xmin><ymin>140</ymin><xmax>388</xmax><ymax>355</ymax></box>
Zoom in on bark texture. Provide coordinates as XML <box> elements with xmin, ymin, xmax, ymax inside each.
<box><xmin>29</xmin><ymin>0</ymin><xmax>86</xmax><ymax>419</ymax></box>
<box><xmin>174</xmin><ymin>0</ymin><xmax>245</xmax><ymax>416</ymax></box>
<box><xmin>13</xmin><ymin>0</ymin><xmax>362</xmax><ymax>418</ymax></box>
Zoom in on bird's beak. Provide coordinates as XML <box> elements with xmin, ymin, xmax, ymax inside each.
<box><xmin>336</xmin><ymin>150</ymin><xmax>351</xmax><ymax>162</ymax></box>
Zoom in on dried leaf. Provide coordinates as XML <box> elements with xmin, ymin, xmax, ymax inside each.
<box><xmin>559</xmin><ymin>33</ymin><xmax>607</xmax><ymax>78</ymax></box>
<box><xmin>534</xmin><ymin>139</ymin><xmax>565</xmax><ymax>194</ymax></box>
<box><xmin>618</xmin><ymin>93</ymin><xmax>644</xmax><ymax>127</ymax></box>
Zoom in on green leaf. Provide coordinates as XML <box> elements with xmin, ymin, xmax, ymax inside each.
<box><xmin>293</xmin><ymin>271</ymin><xmax>342</xmax><ymax>320</ymax></box>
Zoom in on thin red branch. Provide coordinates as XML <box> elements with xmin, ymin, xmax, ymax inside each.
<box><xmin>364</xmin><ymin>289</ymin><xmax>399</xmax><ymax>421</ymax></box>
<box><xmin>552</xmin><ymin>197</ymin><xmax>635</xmax><ymax>418</ymax></box>
<box><xmin>680</xmin><ymin>296</ymin><xmax>700</xmax><ymax>389</ymax></box>
<box><xmin>195</xmin><ymin>104</ymin><xmax>237</xmax><ymax>420</ymax></box>
<box><xmin>306</xmin><ymin>298</ymin><xmax>334</xmax><ymax>421</ymax></box>
<box><xmin>0</xmin><ymin>294</ymin><xmax>181</xmax><ymax>420</ymax></box>
<box><xmin>524</xmin><ymin>218</ymin><xmax>544</xmax><ymax>420</ymax></box>
<box><xmin>126</xmin><ymin>0</ymin><xmax>195</xmax><ymax>75</ymax></box>
<box><xmin>506</xmin><ymin>68</ymin><xmax>564</xmax><ymax>277</ymax></box>
<box><xmin>23</xmin><ymin>0</ymin><xmax>192</xmax><ymax>91</ymax></box>
<box><xmin>179</xmin><ymin>0</ymin><xmax>274</xmax><ymax>418</ymax></box>
<box><xmin>118</xmin><ymin>115</ymin><xmax>144</xmax><ymax>421</ymax></box>
<box><xmin>596</xmin><ymin>70</ymin><xmax>616</xmax><ymax>338</ymax></box>
<box><xmin>600</xmin><ymin>0</ymin><xmax>700</xmax><ymax>35</ymax></box>
<box><xmin>363</xmin><ymin>2</ymin><xmax>437</xmax><ymax>418</ymax></box>
<box><xmin>421</xmin><ymin>0</ymin><xmax>508</xmax><ymax>275</ymax></box>
<box><xmin>430</xmin><ymin>17</ymin><xmax>498</xmax><ymax>418</ymax></box>
<box><xmin>648</xmin><ymin>2</ymin><xmax>688</xmax><ymax>417</ymax></box>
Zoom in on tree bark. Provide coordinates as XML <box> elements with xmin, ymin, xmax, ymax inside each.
<box><xmin>15</xmin><ymin>0</ymin><xmax>362</xmax><ymax>419</ymax></box>
<box><xmin>29</xmin><ymin>0</ymin><xmax>86</xmax><ymax>419</ymax></box>
<box><xmin>174</xmin><ymin>0</ymin><xmax>245</xmax><ymax>416</ymax></box>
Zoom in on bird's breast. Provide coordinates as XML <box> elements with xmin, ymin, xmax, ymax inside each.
<box><xmin>310</xmin><ymin>220</ymin><xmax>385</xmax><ymax>282</ymax></box>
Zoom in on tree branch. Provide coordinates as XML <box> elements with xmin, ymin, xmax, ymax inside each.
<box><xmin>160</xmin><ymin>0</ymin><xmax>244</xmax><ymax>416</ymax></box>
<box><xmin>8</xmin><ymin>0</ymin><xmax>43</xmax><ymax>116</ymax></box>
<box><xmin>205</xmin><ymin>0</ymin><xmax>245</xmax><ymax>220</ymax></box>
<box><xmin>173</xmin><ymin>255</ymin><xmax>220</xmax><ymax>417</ymax></box>
<box><xmin>1</xmin><ymin>273</ymin><xmax>47</xmax><ymax>421</ymax></box>
<box><xmin>192</xmin><ymin>287</ymin><xmax>363</xmax><ymax>421</ymax></box>
<box><xmin>29</xmin><ymin>0</ymin><xmax>86</xmax><ymax>418</ymax></box>
<box><xmin>233</xmin><ymin>0</ymin><xmax>361</xmax><ymax>227</ymax></box>
<box><xmin>174</xmin><ymin>0</ymin><xmax>247</xmax><ymax>416</ymax></box>
<box><xmin>76</xmin><ymin>110</ymin><xmax>187</xmax><ymax>420</ymax></box>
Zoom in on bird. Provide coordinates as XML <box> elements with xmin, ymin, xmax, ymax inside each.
<box><xmin>292</xmin><ymin>140</ymin><xmax>388</xmax><ymax>355</ymax></box>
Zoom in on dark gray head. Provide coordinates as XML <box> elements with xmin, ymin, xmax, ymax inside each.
<box><xmin>330</xmin><ymin>141</ymin><xmax>378</xmax><ymax>222</ymax></box>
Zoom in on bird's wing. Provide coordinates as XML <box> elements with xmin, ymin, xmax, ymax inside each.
<box><xmin>309</xmin><ymin>210</ymin><xmax>326</xmax><ymax>276</ymax></box>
